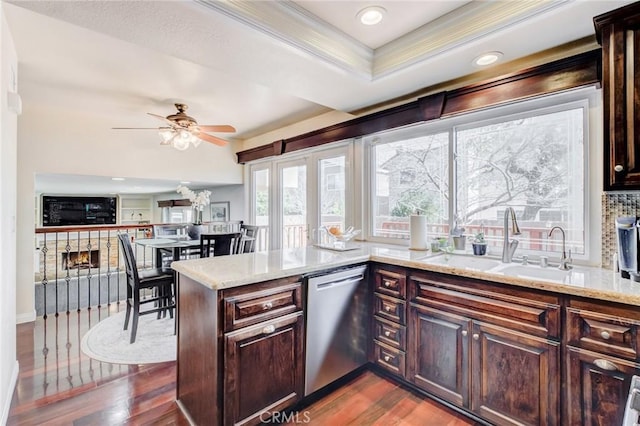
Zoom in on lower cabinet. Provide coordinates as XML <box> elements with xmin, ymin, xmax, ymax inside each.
<box><xmin>407</xmin><ymin>270</ymin><xmax>561</xmax><ymax>426</ymax></box>
<box><xmin>409</xmin><ymin>304</ymin><xmax>560</xmax><ymax>425</ymax></box>
<box><xmin>470</xmin><ymin>322</ymin><xmax>560</xmax><ymax>426</ymax></box>
<box><xmin>224</xmin><ymin>312</ymin><xmax>304</xmax><ymax>426</ymax></box>
<box><xmin>408</xmin><ymin>304</ymin><xmax>470</xmax><ymax>407</ymax></box>
<box><xmin>566</xmin><ymin>346</ymin><xmax>640</xmax><ymax>425</ymax></box>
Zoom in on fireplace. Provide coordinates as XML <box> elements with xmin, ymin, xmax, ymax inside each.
<box><xmin>61</xmin><ymin>250</ymin><xmax>100</xmax><ymax>270</ymax></box>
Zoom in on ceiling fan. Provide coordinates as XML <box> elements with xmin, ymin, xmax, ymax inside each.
<box><xmin>113</xmin><ymin>103</ymin><xmax>236</xmax><ymax>150</ymax></box>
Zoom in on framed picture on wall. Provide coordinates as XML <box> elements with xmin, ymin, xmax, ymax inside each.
<box><xmin>210</xmin><ymin>201</ymin><xmax>230</xmax><ymax>222</ymax></box>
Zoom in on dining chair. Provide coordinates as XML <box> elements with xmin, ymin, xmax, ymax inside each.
<box><xmin>199</xmin><ymin>232</ymin><xmax>244</xmax><ymax>258</ymax></box>
<box><xmin>239</xmin><ymin>224</ymin><xmax>261</xmax><ymax>253</ymax></box>
<box><xmin>153</xmin><ymin>223</ymin><xmax>199</xmax><ymax>264</ymax></box>
<box><xmin>118</xmin><ymin>233</ymin><xmax>176</xmax><ymax>344</ymax></box>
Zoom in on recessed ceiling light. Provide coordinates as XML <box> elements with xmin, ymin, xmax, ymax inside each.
<box><xmin>111</xmin><ymin>177</ymin><xmax>125</xmax><ymax>181</ymax></box>
<box><xmin>357</xmin><ymin>6</ymin><xmax>386</xmax><ymax>26</ymax></box>
<box><xmin>473</xmin><ymin>51</ymin><xmax>503</xmax><ymax>66</ymax></box>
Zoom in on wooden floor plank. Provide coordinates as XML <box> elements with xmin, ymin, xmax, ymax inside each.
<box><xmin>9</xmin><ymin>307</ymin><xmax>479</xmax><ymax>425</ymax></box>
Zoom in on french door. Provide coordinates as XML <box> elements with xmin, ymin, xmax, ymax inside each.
<box><xmin>249</xmin><ymin>143</ymin><xmax>352</xmax><ymax>250</ymax></box>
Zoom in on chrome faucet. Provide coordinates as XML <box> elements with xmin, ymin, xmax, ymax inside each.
<box><xmin>502</xmin><ymin>207</ymin><xmax>521</xmax><ymax>263</ymax></box>
<box><xmin>548</xmin><ymin>226</ymin><xmax>572</xmax><ymax>270</ymax></box>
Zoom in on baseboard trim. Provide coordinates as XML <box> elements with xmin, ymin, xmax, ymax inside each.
<box><xmin>16</xmin><ymin>310</ymin><xmax>36</xmax><ymax>324</ymax></box>
<box><xmin>1</xmin><ymin>360</ymin><xmax>19</xmax><ymax>425</ymax></box>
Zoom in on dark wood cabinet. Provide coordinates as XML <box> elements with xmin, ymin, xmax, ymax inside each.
<box><xmin>471</xmin><ymin>322</ymin><xmax>560</xmax><ymax>426</ymax></box>
<box><xmin>224</xmin><ymin>312</ymin><xmax>304</xmax><ymax>426</ymax></box>
<box><xmin>566</xmin><ymin>346</ymin><xmax>639</xmax><ymax>426</ymax></box>
<box><xmin>594</xmin><ymin>3</ymin><xmax>640</xmax><ymax>190</ymax></box>
<box><xmin>564</xmin><ymin>298</ymin><xmax>640</xmax><ymax>425</ymax></box>
<box><xmin>408</xmin><ymin>303</ymin><xmax>471</xmax><ymax>408</ymax></box>
<box><xmin>407</xmin><ymin>270</ymin><xmax>561</xmax><ymax>425</ymax></box>
<box><xmin>372</xmin><ymin>264</ymin><xmax>407</xmax><ymax>377</ymax></box>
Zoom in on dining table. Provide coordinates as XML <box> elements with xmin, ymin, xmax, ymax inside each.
<box><xmin>134</xmin><ymin>236</ymin><xmax>201</xmax><ymax>269</ymax></box>
<box><xmin>134</xmin><ymin>233</ymin><xmax>256</xmax><ymax>268</ymax></box>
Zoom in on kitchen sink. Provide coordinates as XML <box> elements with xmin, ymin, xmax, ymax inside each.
<box><xmin>493</xmin><ymin>265</ymin><xmax>571</xmax><ymax>282</ymax></box>
<box><xmin>422</xmin><ymin>254</ymin><xmax>501</xmax><ymax>271</ymax></box>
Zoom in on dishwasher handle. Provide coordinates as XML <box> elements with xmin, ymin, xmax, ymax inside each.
<box><xmin>314</xmin><ymin>275</ymin><xmax>364</xmax><ymax>290</ymax></box>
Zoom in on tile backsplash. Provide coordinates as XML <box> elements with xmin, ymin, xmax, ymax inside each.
<box><xmin>602</xmin><ymin>192</ymin><xmax>640</xmax><ymax>268</ymax></box>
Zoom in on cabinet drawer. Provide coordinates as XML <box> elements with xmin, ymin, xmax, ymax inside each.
<box><xmin>374</xmin><ymin>266</ymin><xmax>406</xmax><ymax>299</ymax></box>
<box><xmin>222</xmin><ymin>278</ymin><xmax>303</xmax><ymax>332</ymax></box>
<box><xmin>410</xmin><ymin>272</ymin><xmax>560</xmax><ymax>338</ymax></box>
<box><xmin>373</xmin><ymin>340</ymin><xmax>406</xmax><ymax>377</ymax></box>
<box><xmin>373</xmin><ymin>316</ymin><xmax>406</xmax><ymax>349</ymax></box>
<box><xmin>566</xmin><ymin>303</ymin><xmax>640</xmax><ymax>361</ymax></box>
<box><xmin>374</xmin><ymin>293</ymin><xmax>405</xmax><ymax>325</ymax></box>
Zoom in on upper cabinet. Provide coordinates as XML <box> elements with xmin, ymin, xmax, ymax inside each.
<box><xmin>595</xmin><ymin>3</ymin><xmax>640</xmax><ymax>190</ymax></box>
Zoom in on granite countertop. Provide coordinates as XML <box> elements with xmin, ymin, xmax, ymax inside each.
<box><xmin>171</xmin><ymin>242</ymin><xmax>640</xmax><ymax>306</ymax></box>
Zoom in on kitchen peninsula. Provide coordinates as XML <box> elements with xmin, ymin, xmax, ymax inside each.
<box><xmin>172</xmin><ymin>244</ymin><xmax>640</xmax><ymax>426</ymax></box>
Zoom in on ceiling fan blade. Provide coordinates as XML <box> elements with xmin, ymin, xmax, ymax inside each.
<box><xmin>195</xmin><ymin>131</ymin><xmax>228</xmax><ymax>147</ymax></box>
<box><xmin>147</xmin><ymin>112</ymin><xmax>176</xmax><ymax>127</ymax></box>
<box><xmin>112</xmin><ymin>127</ymin><xmax>159</xmax><ymax>130</ymax></box>
<box><xmin>197</xmin><ymin>125</ymin><xmax>236</xmax><ymax>133</ymax></box>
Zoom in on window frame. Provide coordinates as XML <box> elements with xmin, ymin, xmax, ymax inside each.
<box><xmin>363</xmin><ymin>87</ymin><xmax>597</xmax><ymax>262</ymax></box>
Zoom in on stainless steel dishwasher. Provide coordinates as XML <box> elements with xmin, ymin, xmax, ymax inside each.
<box><xmin>305</xmin><ymin>265</ymin><xmax>369</xmax><ymax>396</ymax></box>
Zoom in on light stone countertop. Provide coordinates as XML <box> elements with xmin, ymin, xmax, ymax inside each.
<box><xmin>171</xmin><ymin>242</ymin><xmax>640</xmax><ymax>306</ymax></box>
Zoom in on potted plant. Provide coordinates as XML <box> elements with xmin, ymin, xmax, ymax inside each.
<box><xmin>471</xmin><ymin>232</ymin><xmax>488</xmax><ymax>256</ymax></box>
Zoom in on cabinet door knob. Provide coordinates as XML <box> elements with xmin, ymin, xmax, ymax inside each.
<box><xmin>383</xmin><ymin>355</ymin><xmax>392</xmax><ymax>362</ymax></box>
<box><xmin>383</xmin><ymin>280</ymin><xmax>392</xmax><ymax>287</ymax></box>
<box><xmin>594</xmin><ymin>358</ymin><xmax>619</xmax><ymax>371</ymax></box>
<box><xmin>614</xmin><ymin>164</ymin><xmax>624</xmax><ymax>172</ymax></box>
<box><xmin>461</xmin><ymin>330</ymin><xmax>468</xmax><ymax>337</ymax></box>
<box><xmin>384</xmin><ymin>305</ymin><xmax>392</xmax><ymax>312</ymax></box>
<box><xmin>262</xmin><ymin>324</ymin><xmax>276</xmax><ymax>334</ymax></box>
<box><xmin>262</xmin><ymin>301</ymin><xmax>273</xmax><ymax>310</ymax></box>
<box><xmin>384</xmin><ymin>330</ymin><xmax>392</xmax><ymax>337</ymax></box>
<box><xmin>472</xmin><ymin>333</ymin><xmax>479</xmax><ymax>340</ymax></box>
<box><xmin>600</xmin><ymin>330</ymin><xmax>611</xmax><ymax>340</ymax></box>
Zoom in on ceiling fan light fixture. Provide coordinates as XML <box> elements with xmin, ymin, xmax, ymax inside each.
<box><xmin>159</xmin><ymin>129</ymin><xmax>174</xmax><ymax>142</ymax></box>
<box><xmin>473</xmin><ymin>51</ymin><xmax>503</xmax><ymax>67</ymax></box>
<box><xmin>172</xmin><ymin>135</ymin><xmax>191</xmax><ymax>151</ymax></box>
<box><xmin>357</xmin><ymin>6</ymin><xmax>386</xmax><ymax>26</ymax></box>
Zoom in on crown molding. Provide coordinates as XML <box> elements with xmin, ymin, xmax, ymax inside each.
<box><xmin>197</xmin><ymin>0</ymin><xmax>570</xmax><ymax>81</ymax></box>
<box><xmin>373</xmin><ymin>0</ymin><xmax>570</xmax><ymax>78</ymax></box>
<box><xmin>196</xmin><ymin>0</ymin><xmax>373</xmax><ymax>79</ymax></box>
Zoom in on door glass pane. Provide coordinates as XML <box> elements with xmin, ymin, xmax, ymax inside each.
<box><xmin>456</xmin><ymin>107</ymin><xmax>584</xmax><ymax>255</ymax></box>
<box><xmin>319</xmin><ymin>156</ymin><xmax>346</xmax><ymax>231</ymax></box>
<box><xmin>281</xmin><ymin>164</ymin><xmax>307</xmax><ymax>248</ymax></box>
<box><xmin>253</xmin><ymin>168</ymin><xmax>270</xmax><ymax>250</ymax></box>
<box><xmin>372</xmin><ymin>132</ymin><xmax>449</xmax><ymax>240</ymax></box>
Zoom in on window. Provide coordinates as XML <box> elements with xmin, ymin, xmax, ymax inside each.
<box><xmin>365</xmin><ymin>91</ymin><xmax>591</xmax><ymax>258</ymax></box>
<box><xmin>369</xmin><ymin>130</ymin><xmax>449</xmax><ymax>240</ymax></box>
<box><xmin>456</xmin><ymin>106</ymin><xmax>585</xmax><ymax>255</ymax></box>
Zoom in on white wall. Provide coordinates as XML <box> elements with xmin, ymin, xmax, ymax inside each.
<box><xmin>152</xmin><ymin>184</ymin><xmax>245</xmax><ymax>223</ymax></box>
<box><xmin>0</xmin><ymin>6</ymin><xmax>19</xmax><ymax>423</ymax></box>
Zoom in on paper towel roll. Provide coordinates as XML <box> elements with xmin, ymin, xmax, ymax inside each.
<box><xmin>410</xmin><ymin>214</ymin><xmax>428</xmax><ymax>250</ymax></box>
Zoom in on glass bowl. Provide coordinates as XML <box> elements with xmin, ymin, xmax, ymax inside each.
<box><xmin>323</xmin><ymin>226</ymin><xmax>361</xmax><ymax>243</ymax></box>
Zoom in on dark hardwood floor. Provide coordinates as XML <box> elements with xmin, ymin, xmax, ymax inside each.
<box><xmin>8</xmin><ymin>306</ymin><xmax>478</xmax><ymax>425</ymax></box>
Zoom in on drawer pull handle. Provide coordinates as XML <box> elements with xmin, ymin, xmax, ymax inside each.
<box><xmin>594</xmin><ymin>359</ymin><xmax>619</xmax><ymax>371</ymax></box>
<box><xmin>262</xmin><ymin>301</ymin><xmax>273</xmax><ymax>310</ymax></box>
<box><xmin>472</xmin><ymin>333</ymin><xmax>479</xmax><ymax>341</ymax></box>
<box><xmin>262</xmin><ymin>325</ymin><xmax>276</xmax><ymax>335</ymax></box>
<box><xmin>600</xmin><ymin>331</ymin><xmax>611</xmax><ymax>340</ymax></box>
<box><xmin>461</xmin><ymin>330</ymin><xmax>468</xmax><ymax>337</ymax></box>
<box><xmin>384</xmin><ymin>305</ymin><xmax>392</xmax><ymax>312</ymax></box>
<box><xmin>383</xmin><ymin>355</ymin><xmax>392</xmax><ymax>362</ymax></box>
<box><xmin>384</xmin><ymin>330</ymin><xmax>392</xmax><ymax>337</ymax></box>
<box><xmin>614</xmin><ymin>164</ymin><xmax>624</xmax><ymax>172</ymax></box>
<box><xmin>383</xmin><ymin>279</ymin><xmax>393</xmax><ymax>288</ymax></box>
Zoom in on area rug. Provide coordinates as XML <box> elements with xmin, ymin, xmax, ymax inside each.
<box><xmin>81</xmin><ymin>310</ymin><xmax>176</xmax><ymax>364</ymax></box>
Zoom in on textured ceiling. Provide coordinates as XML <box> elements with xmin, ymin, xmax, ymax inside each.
<box><xmin>3</xmin><ymin>0</ymin><xmax>634</xmax><ymax>194</ymax></box>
